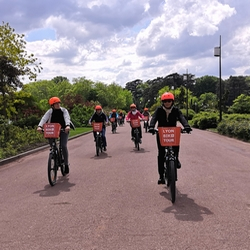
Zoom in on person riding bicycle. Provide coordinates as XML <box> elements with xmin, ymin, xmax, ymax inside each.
<box><xmin>37</xmin><ymin>97</ymin><xmax>73</xmax><ymax>174</ymax></box>
<box><xmin>109</xmin><ymin>109</ymin><xmax>118</xmax><ymax>131</ymax></box>
<box><xmin>89</xmin><ymin>105</ymin><xmax>108</xmax><ymax>151</ymax></box>
<box><xmin>126</xmin><ymin>103</ymin><xmax>144</xmax><ymax>143</ymax></box>
<box><xmin>142</xmin><ymin>107</ymin><xmax>151</xmax><ymax>128</ymax></box>
<box><xmin>118</xmin><ymin>110</ymin><xmax>125</xmax><ymax>125</ymax></box>
<box><xmin>148</xmin><ymin>92</ymin><xmax>192</xmax><ymax>185</ymax></box>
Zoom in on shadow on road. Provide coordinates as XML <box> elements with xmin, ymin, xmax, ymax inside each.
<box><xmin>160</xmin><ymin>190</ymin><xmax>213</xmax><ymax>222</ymax></box>
<box><xmin>33</xmin><ymin>176</ymin><xmax>76</xmax><ymax>197</ymax></box>
<box><xmin>129</xmin><ymin>148</ymin><xmax>150</xmax><ymax>153</ymax></box>
<box><xmin>91</xmin><ymin>152</ymin><xmax>112</xmax><ymax>159</ymax></box>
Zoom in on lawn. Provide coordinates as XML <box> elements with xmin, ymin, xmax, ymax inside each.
<box><xmin>69</xmin><ymin>127</ymin><xmax>92</xmax><ymax>137</ymax></box>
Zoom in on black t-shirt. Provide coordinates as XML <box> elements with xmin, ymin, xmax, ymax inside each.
<box><xmin>51</xmin><ymin>109</ymin><xmax>66</xmax><ymax>128</ymax></box>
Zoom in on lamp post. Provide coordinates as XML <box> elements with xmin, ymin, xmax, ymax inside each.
<box><xmin>183</xmin><ymin>70</ymin><xmax>189</xmax><ymax>120</ymax></box>
<box><xmin>214</xmin><ymin>35</ymin><xmax>222</xmax><ymax>121</ymax></box>
<box><xmin>183</xmin><ymin>70</ymin><xmax>195</xmax><ymax>120</ymax></box>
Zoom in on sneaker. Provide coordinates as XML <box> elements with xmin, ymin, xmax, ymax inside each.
<box><xmin>158</xmin><ymin>178</ymin><xmax>165</xmax><ymax>185</ymax></box>
<box><xmin>177</xmin><ymin>160</ymin><xmax>181</xmax><ymax>169</ymax></box>
<box><xmin>65</xmin><ymin>165</ymin><xmax>69</xmax><ymax>174</ymax></box>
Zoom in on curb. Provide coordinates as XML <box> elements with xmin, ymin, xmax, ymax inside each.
<box><xmin>0</xmin><ymin>131</ymin><xmax>92</xmax><ymax>167</ymax></box>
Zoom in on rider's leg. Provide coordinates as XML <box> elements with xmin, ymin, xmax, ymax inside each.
<box><xmin>60</xmin><ymin>131</ymin><xmax>69</xmax><ymax>166</ymax></box>
<box><xmin>157</xmin><ymin>135</ymin><xmax>165</xmax><ymax>184</ymax></box>
<box><xmin>173</xmin><ymin>146</ymin><xmax>181</xmax><ymax>168</ymax></box>
<box><xmin>102</xmin><ymin>128</ymin><xmax>107</xmax><ymax>148</ymax></box>
<box><xmin>131</xmin><ymin>127</ymin><xmax>135</xmax><ymax>139</ymax></box>
<box><xmin>93</xmin><ymin>131</ymin><xmax>97</xmax><ymax>141</ymax></box>
<box><xmin>138</xmin><ymin>126</ymin><xmax>142</xmax><ymax>138</ymax></box>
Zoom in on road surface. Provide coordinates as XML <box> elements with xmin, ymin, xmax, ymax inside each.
<box><xmin>0</xmin><ymin>124</ymin><xmax>250</xmax><ymax>250</ymax></box>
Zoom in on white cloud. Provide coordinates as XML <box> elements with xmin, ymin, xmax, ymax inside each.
<box><xmin>1</xmin><ymin>0</ymin><xmax>250</xmax><ymax>85</ymax></box>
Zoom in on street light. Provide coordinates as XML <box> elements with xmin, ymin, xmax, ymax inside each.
<box><xmin>214</xmin><ymin>35</ymin><xmax>222</xmax><ymax>121</ymax></box>
<box><xmin>183</xmin><ymin>69</ymin><xmax>195</xmax><ymax>120</ymax></box>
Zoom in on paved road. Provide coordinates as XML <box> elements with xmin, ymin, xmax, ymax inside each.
<box><xmin>0</xmin><ymin>124</ymin><xmax>250</xmax><ymax>250</ymax></box>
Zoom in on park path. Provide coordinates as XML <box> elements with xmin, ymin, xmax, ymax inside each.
<box><xmin>0</xmin><ymin>124</ymin><xmax>250</xmax><ymax>250</ymax></box>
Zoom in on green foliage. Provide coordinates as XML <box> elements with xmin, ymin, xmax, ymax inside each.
<box><xmin>228</xmin><ymin>94</ymin><xmax>250</xmax><ymax>114</ymax></box>
<box><xmin>189</xmin><ymin>111</ymin><xmax>219</xmax><ymax>129</ymax></box>
<box><xmin>0</xmin><ymin>22</ymin><xmax>42</xmax><ymax>81</ymax></box>
<box><xmin>0</xmin><ymin>121</ymin><xmax>46</xmax><ymax>159</ymax></box>
<box><xmin>198</xmin><ymin>92</ymin><xmax>218</xmax><ymax>111</ymax></box>
<box><xmin>217</xmin><ymin>114</ymin><xmax>250</xmax><ymax>142</ymax></box>
<box><xmin>193</xmin><ymin>75</ymin><xmax>218</xmax><ymax>97</ymax></box>
<box><xmin>70</xmin><ymin>104</ymin><xmax>94</xmax><ymax>126</ymax></box>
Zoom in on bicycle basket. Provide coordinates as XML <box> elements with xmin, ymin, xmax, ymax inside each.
<box><xmin>92</xmin><ymin>122</ymin><xmax>103</xmax><ymax>132</ymax></box>
<box><xmin>110</xmin><ymin>117</ymin><xmax>115</xmax><ymax>122</ymax></box>
<box><xmin>130</xmin><ymin>119</ymin><xmax>141</xmax><ymax>128</ymax></box>
<box><xmin>43</xmin><ymin>123</ymin><xmax>61</xmax><ymax>138</ymax></box>
<box><xmin>158</xmin><ymin>127</ymin><xmax>181</xmax><ymax>146</ymax></box>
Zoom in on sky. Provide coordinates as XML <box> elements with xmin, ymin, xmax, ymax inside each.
<box><xmin>1</xmin><ymin>0</ymin><xmax>250</xmax><ymax>86</ymax></box>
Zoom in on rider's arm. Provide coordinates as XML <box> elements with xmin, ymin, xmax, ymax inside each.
<box><xmin>126</xmin><ymin>112</ymin><xmax>131</xmax><ymax>121</ymax></box>
<box><xmin>89</xmin><ymin>113</ymin><xmax>96</xmax><ymax>124</ymax></box>
<box><xmin>38</xmin><ymin>109</ymin><xmax>52</xmax><ymax>128</ymax></box>
<box><xmin>62</xmin><ymin>108</ymin><xmax>71</xmax><ymax>127</ymax></box>
<box><xmin>177</xmin><ymin>109</ymin><xmax>189</xmax><ymax>127</ymax></box>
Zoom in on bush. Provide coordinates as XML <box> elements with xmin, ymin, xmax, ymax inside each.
<box><xmin>217</xmin><ymin>114</ymin><xmax>250</xmax><ymax>141</ymax></box>
<box><xmin>189</xmin><ymin>111</ymin><xmax>219</xmax><ymax>129</ymax></box>
<box><xmin>0</xmin><ymin>123</ymin><xmax>46</xmax><ymax>159</ymax></box>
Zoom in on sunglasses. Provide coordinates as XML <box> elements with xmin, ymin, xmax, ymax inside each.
<box><xmin>162</xmin><ymin>100</ymin><xmax>173</xmax><ymax>103</ymax></box>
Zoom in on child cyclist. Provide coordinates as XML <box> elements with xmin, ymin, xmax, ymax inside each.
<box><xmin>148</xmin><ymin>92</ymin><xmax>192</xmax><ymax>184</ymax></box>
<box><xmin>126</xmin><ymin>103</ymin><xmax>144</xmax><ymax>143</ymax></box>
<box><xmin>89</xmin><ymin>105</ymin><xmax>108</xmax><ymax>151</ymax></box>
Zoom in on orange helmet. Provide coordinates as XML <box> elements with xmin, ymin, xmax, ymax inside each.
<box><xmin>144</xmin><ymin>108</ymin><xmax>148</xmax><ymax>111</ymax></box>
<box><xmin>49</xmin><ymin>97</ymin><xmax>61</xmax><ymax>106</ymax></box>
<box><xmin>112</xmin><ymin>109</ymin><xmax>116</xmax><ymax>112</ymax></box>
<box><xmin>161</xmin><ymin>92</ymin><xmax>174</xmax><ymax>101</ymax></box>
<box><xmin>130</xmin><ymin>103</ymin><xmax>136</xmax><ymax>108</ymax></box>
<box><xmin>95</xmin><ymin>105</ymin><xmax>102</xmax><ymax>110</ymax></box>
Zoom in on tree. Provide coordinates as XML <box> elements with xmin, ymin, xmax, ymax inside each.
<box><xmin>0</xmin><ymin>55</ymin><xmax>22</xmax><ymax>117</ymax></box>
<box><xmin>228</xmin><ymin>94</ymin><xmax>250</xmax><ymax>114</ymax></box>
<box><xmin>198</xmin><ymin>92</ymin><xmax>218</xmax><ymax>111</ymax></box>
<box><xmin>52</xmin><ymin>76</ymin><xmax>69</xmax><ymax>84</ymax></box>
<box><xmin>0</xmin><ymin>22</ymin><xmax>42</xmax><ymax>118</ymax></box>
<box><xmin>0</xmin><ymin>22</ymin><xmax>42</xmax><ymax>81</ymax></box>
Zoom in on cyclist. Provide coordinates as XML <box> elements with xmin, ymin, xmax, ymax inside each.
<box><xmin>89</xmin><ymin>105</ymin><xmax>108</xmax><ymax>151</ymax></box>
<box><xmin>148</xmin><ymin>92</ymin><xmax>192</xmax><ymax>184</ymax></box>
<box><xmin>37</xmin><ymin>97</ymin><xmax>73</xmax><ymax>174</ymax></box>
<box><xmin>118</xmin><ymin>110</ymin><xmax>125</xmax><ymax>125</ymax></box>
<box><xmin>126</xmin><ymin>103</ymin><xmax>144</xmax><ymax>143</ymax></box>
<box><xmin>142</xmin><ymin>107</ymin><xmax>151</xmax><ymax>128</ymax></box>
<box><xmin>109</xmin><ymin>109</ymin><xmax>118</xmax><ymax>131</ymax></box>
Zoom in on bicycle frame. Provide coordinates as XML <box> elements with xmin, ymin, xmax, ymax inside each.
<box><xmin>95</xmin><ymin>131</ymin><xmax>103</xmax><ymax>156</ymax></box>
<box><xmin>133</xmin><ymin>127</ymin><xmax>140</xmax><ymax>150</ymax></box>
<box><xmin>47</xmin><ymin>132</ymin><xmax>66</xmax><ymax>186</ymax></box>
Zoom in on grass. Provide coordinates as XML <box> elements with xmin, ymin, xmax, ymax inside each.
<box><xmin>69</xmin><ymin>126</ymin><xmax>92</xmax><ymax>137</ymax></box>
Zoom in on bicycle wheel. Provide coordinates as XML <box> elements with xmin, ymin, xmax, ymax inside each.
<box><xmin>96</xmin><ymin>136</ymin><xmax>100</xmax><ymax>156</ymax></box>
<box><xmin>145</xmin><ymin>121</ymin><xmax>148</xmax><ymax>133</ymax></box>
<box><xmin>48</xmin><ymin>152</ymin><xmax>58</xmax><ymax>186</ymax></box>
<box><xmin>168</xmin><ymin>160</ymin><xmax>176</xmax><ymax>203</ymax></box>
<box><xmin>112</xmin><ymin>123</ymin><xmax>116</xmax><ymax>133</ymax></box>
<box><xmin>100</xmin><ymin>137</ymin><xmax>103</xmax><ymax>152</ymax></box>
<box><xmin>135</xmin><ymin>132</ymin><xmax>140</xmax><ymax>150</ymax></box>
